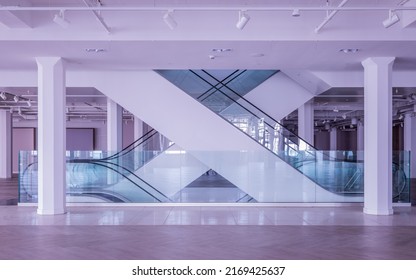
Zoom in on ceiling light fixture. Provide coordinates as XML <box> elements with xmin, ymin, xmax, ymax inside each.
<box><xmin>53</xmin><ymin>10</ymin><xmax>70</xmax><ymax>28</ymax></box>
<box><xmin>0</xmin><ymin>92</ymin><xmax>6</xmax><ymax>100</ymax></box>
<box><xmin>292</xmin><ymin>8</ymin><xmax>300</xmax><ymax>17</ymax></box>
<box><xmin>236</xmin><ymin>10</ymin><xmax>250</xmax><ymax>30</ymax></box>
<box><xmin>163</xmin><ymin>10</ymin><xmax>177</xmax><ymax>30</ymax></box>
<box><xmin>13</xmin><ymin>95</ymin><xmax>19</xmax><ymax>102</ymax></box>
<box><xmin>212</xmin><ymin>48</ymin><xmax>232</xmax><ymax>53</ymax></box>
<box><xmin>85</xmin><ymin>48</ymin><xmax>106</xmax><ymax>53</ymax></box>
<box><xmin>383</xmin><ymin>10</ymin><xmax>400</xmax><ymax>28</ymax></box>
<box><xmin>339</xmin><ymin>48</ymin><xmax>359</xmax><ymax>54</ymax></box>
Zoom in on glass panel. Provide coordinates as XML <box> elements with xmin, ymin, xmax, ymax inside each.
<box><xmin>19</xmin><ymin>149</ymin><xmax>410</xmax><ymax>204</ymax></box>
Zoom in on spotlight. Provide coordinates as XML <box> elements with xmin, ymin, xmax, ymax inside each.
<box><xmin>163</xmin><ymin>10</ymin><xmax>177</xmax><ymax>30</ymax></box>
<box><xmin>342</xmin><ymin>114</ymin><xmax>347</xmax><ymax>120</ymax></box>
<box><xmin>383</xmin><ymin>10</ymin><xmax>400</xmax><ymax>28</ymax></box>
<box><xmin>13</xmin><ymin>95</ymin><xmax>19</xmax><ymax>102</ymax></box>
<box><xmin>17</xmin><ymin>107</ymin><xmax>22</xmax><ymax>116</ymax></box>
<box><xmin>236</xmin><ymin>10</ymin><xmax>250</xmax><ymax>30</ymax></box>
<box><xmin>26</xmin><ymin>100</ymin><xmax>31</xmax><ymax>107</ymax></box>
<box><xmin>9</xmin><ymin>107</ymin><xmax>13</xmax><ymax>114</ymax></box>
<box><xmin>53</xmin><ymin>10</ymin><xmax>70</xmax><ymax>28</ymax></box>
<box><xmin>399</xmin><ymin>114</ymin><xmax>404</xmax><ymax>120</ymax></box>
<box><xmin>292</xmin><ymin>9</ymin><xmax>300</xmax><ymax>17</ymax></box>
<box><xmin>0</xmin><ymin>92</ymin><xmax>6</xmax><ymax>100</ymax></box>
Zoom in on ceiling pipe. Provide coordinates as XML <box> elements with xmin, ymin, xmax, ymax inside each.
<box><xmin>0</xmin><ymin>5</ymin><xmax>415</xmax><ymax>12</ymax></box>
<box><xmin>315</xmin><ymin>0</ymin><xmax>349</xmax><ymax>33</ymax></box>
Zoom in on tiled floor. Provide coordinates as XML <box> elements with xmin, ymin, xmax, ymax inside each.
<box><xmin>0</xmin><ymin>205</ymin><xmax>415</xmax><ymax>260</ymax></box>
<box><xmin>2</xmin><ymin>176</ymin><xmax>416</xmax><ymax>259</ymax></box>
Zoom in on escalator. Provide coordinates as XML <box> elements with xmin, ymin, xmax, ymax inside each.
<box><xmin>19</xmin><ymin>129</ymin><xmax>176</xmax><ymax>203</ymax></box>
<box><xmin>157</xmin><ymin>70</ymin><xmax>409</xmax><ymax>202</ymax></box>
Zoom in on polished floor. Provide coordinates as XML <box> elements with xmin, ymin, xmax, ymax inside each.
<box><xmin>0</xmin><ymin>205</ymin><xmax>416</xmax><ymax>260</ymax></box>
<box><xmin>1</xmin><ymin>176</ymin><xmax>416</xmax><ymax>260</ymax></box>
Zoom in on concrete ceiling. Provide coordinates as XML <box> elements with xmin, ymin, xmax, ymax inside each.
<box><xmin>0</xmin><ymin>0</ymin><xmax>415</xmax><ymax>71</ymax></box>
<box><xmin>1</xmin><ymin>0</ymin><xmax>416</xmax><ymax>125</ymax></box>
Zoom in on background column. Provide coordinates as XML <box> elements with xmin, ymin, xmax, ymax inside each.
<box><xmin>357</xmin><ymin>120</ymin><xmax>364</xmax><ymax>160</ymax></box>
<box><xmin>362</xmin><ymin>57</ymin><xmax>395</xmax><ymax>215</ymax></box>
<box><xmin>330</xmin><ymin>127</ymin><xmax>337</xmax><ymax>151</ymax></box>
<box><xmin>107</xmin><ymin>98</ymin><xmax>123</xmax><ymax>153</ymax></box>
<box><xmin>107</xmin><ymin>98</ymin><xmax>122</xmax><ymax>183</ymax></box>
<box><xmin>36</xmin><ymin>57</ymin><xmax>66</xmax><ymax>215</ymax></box>
<box><xmin>0</xmin><ymin>110</ymin><xmax>12</xmax><ymax>178</ymax></box>
<box><xmin>133</xmin><ymin>116</ymin><xmax>143</xmax><ymax>169</ymax></box>
<box><xmin>298</xmin><ymin>100</ymin><xmax>314</xmax><ymax>146</ymax></box>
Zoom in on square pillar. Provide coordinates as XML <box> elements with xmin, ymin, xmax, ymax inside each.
<box><xmin>0</xmin><ymin>110</ymin><xmax>12</xmax><ymax>178</ymax></box>
<box><xmin>107</xmin><ymin>98</ymin><xmax>123</xmax><ymax>183</ymax></box>
<box><xmin>36</xmin><ymin>57</ymin><xmax>66</xmax><ymax>215</ymax></box>
<box><xmin>362</xmin><ymin>57</ymin><xmax>395</xmax><ymax>215</ymax></box>
<box><xmin>298</xmin><ymin>100</ymin><xmax>314</xmax><ymax>146</ymax></box>
<box><xmin>133</xmin><ymin>116</ymin><xmax>143</xmax><ymax>169</ymax></box>
<box><xmin>107</xmin><ymin>98</ymin><xmax>123</xmax><ymax>153</ymax></box>
<box><xmin>330</xmin><ymin>127</ymin><xmax>337</xmax><ymax>151</ymax></box>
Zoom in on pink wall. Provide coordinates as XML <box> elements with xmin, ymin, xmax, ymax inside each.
<box><xmin>12</xmin><ymin>128</ymin><xmax>35</xmax><ymax>173</ymax></box>
<box><xmin>66</xmin><ymin>128</ymin><xmax>94</xmax><ymax>150</ymax></box>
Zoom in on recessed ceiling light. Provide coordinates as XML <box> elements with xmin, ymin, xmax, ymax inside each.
<box><xmin>339</xmin><ymin>48</ymin><xmax>359</xmax><ymax>54</ymax></box>
<box><xmin>85</xmin><ymin>48</ymin><xmax>107</xmax><ymax>53</ymax></box>
<box><xmin>212</xmin><ymin>48</ymin><xmax>232</xmax><ymax>53</ymax></box>
<box><xmin>250</xmin><ymin>53</ymin><xmax>265</xmax><ymax>57</ymax></box>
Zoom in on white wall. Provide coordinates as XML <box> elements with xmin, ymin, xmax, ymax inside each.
<box><xmin>245</xmin><ymin>71</ymin><xmax>315</xmax><ymax>121</ymax></box>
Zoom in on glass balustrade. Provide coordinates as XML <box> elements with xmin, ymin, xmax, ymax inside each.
<box><xmin>19</xmin><ymin>149</ymin><xmax>410</xmax><ymax>204</ymax></box>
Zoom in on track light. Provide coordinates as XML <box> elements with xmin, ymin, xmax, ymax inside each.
<box><xmin>163</xmin><ymin>10</ymin><xmax>177</xmax><ymax>30</ymax></box>
<box><xmin>0</xmin><ymin>92</ymin><xmax>6</xmax><ymax>100</ymax></box>
<box><xmin>292</xmin><ymin>9</ymin><xmax>300</xmax><ymax>17</ymax></box>
<box><xmin>26</xmin><ymin>100</ymin><xmax>31</xmax><ymax>107</ymax></box>
<box><xmin>13</xmin><ymin>95</ymin><xmax>19</xmax><ymax>102</ymax></box>
<box><xmin>17</xmin><ymin>107</ymin><xmax>22</xmax><ymax>116</ymax></box>
<box><xmin>383</xmin><ymin>10</ymin><xmax>400</xmax><ymax>28</ymax></box>
<box><xmin>53</xmin><ymin>10</ymin><xmax>70</xmax><ymax>28</ymax></box>
<box><xmin>9</xmin><ymin>107</ymin><xmax>13</xmax><ymax>114</ymax></box>
<box><xmin>236</xmin><ymin>10</ymin><xmax>250</xmax><ymax>30</ymax></box>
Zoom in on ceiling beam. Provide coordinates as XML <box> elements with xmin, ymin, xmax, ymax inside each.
<box><xmin>0</xmin><ymin>0</ymin><xmax>32</xmax><ymax>28</ymax></box>
<box><xmin>401</xmin><ymin>0</ymin><xmax>416</xmax><ymax>27</ymax></box>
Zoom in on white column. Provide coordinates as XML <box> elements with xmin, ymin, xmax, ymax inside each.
<box><xmin>298</xmin><ymin>101</ymin><xmax>314</xmax><ymax>145</ymax></box>
<box><xmin>330</xmin><ymin>127</ymin><xmax>337</xmax><ymax>151</ymax></box>
<box><xmin>411</xmin><ymin>115</ymin><xmax>416</xmax><ymax>179</ymax></box>
<box><xmin>357</xmin><ymin>121</ymin><xmax>364</xmax><ymax>160</ymax></box>
<box><xmin>0</xmin><ymin>110</ymin><xmax>12</xmax><ymax>178</ymax></box>
<box><xmin>362</xmin><ymin>57</ymin><xmax>395</xmax><ymax>215</ymax></box>
<box><xmin>107</xmin><ymin>98</ymin><xmax>123</xmax><ymax>153</ymax></box>
<box><xmin>404</xmin><ymin>113</ymin><xmax>412</xmax><ymax>152</ymax></box>
<box><xmin>133</xmin><ymin>116</ymin><xmax>143</xmax><ymax>141</ymax></box>
<box><xmin>107</xmin><ymin>98</ymin><xmax>122</xmax><ymax>183</ymax></box>
<box><xmin>36</xmin><ymin>57</ymin><xmax>66</xmax><ymax>215</ymax></box>
<box><xmin>403</xmin><ymin>113</ymin><xmax>412</xmax><ymax>178</ymax></box>
<box><xmin>133</xmin><ymin>116</ymin><xmax>143</xmax><ymax>169</ymax></box>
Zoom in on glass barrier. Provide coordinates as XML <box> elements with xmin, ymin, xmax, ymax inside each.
<box><xmin>19</xmin><ymin>149</ymin><xmax>410</xmax><ymax>204</ymax></box>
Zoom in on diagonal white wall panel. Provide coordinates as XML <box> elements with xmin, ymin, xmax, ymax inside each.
<box><xmin>64</xmin><ymin>70</ymin><xmax>359</xmax><ymax>202</ymax></box>
<box><xmin>244</xmin><ymin>71</ymin><xmax>317</xmax><ymax>121</ymax></box>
